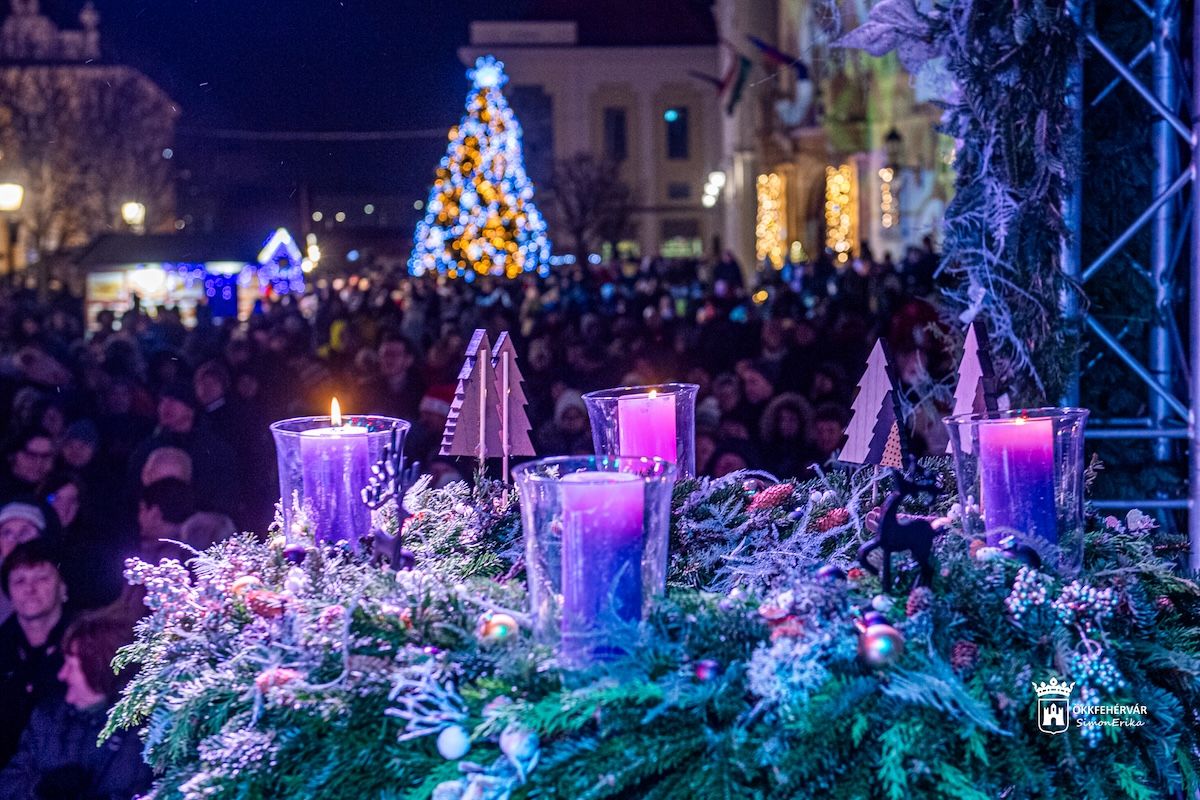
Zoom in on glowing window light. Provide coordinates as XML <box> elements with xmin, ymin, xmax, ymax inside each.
<box><xmin>824</xmin><ymin>164</ymin><xmax>856</xmax><ymax>264</ymax></box>
<box><xmin>878</xmin><ymin>167</ymin><xmax>898</xmax><ymax>229</ymax></box>
<box><xmin>755</xmin><ymin>172</ymin><xmax>786</xmax><ymax>269</ymax></box>
<box><xmin>127</xmin><ymin>266</ymin><xmax>165</xmax><ymax>295</ymax></box>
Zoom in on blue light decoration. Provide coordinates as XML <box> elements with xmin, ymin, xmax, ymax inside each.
<box><xmin>256</xmin><ymin>227</ymin><xmax>306</xmax><ymax>296</ymax></box>
<box><xmin>408</xmin><ymin>55</ymin><xmax>551</xmax><ymax>280</ymax></box>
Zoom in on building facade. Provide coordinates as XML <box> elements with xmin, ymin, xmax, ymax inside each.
<box><xmin>459</xmin><ymin>18</ymin><xmax>722</xmax><ymax>260</ymax></box>
<box><xmin>713</xmin><ymin>0</ymin><xmax>951</xmax><ymax>275</ymax></box>
<box><xmin>0</xmin><ymin>0</ymin><xmax>178</xmax><ymax>285</ymax></box>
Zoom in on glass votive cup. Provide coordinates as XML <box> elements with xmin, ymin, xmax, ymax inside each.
<box><xmin>581</xmin><ymin>383</ymin><xmax>699</xmax><ymax>478</ymax></box>
<box><xmin>270</xmin><ymin>415</ymin><xmax>409</xmax><ymax>549</ymax></box>
<box><xmin>944</xmin><ymin>408</ymin><xmax>1089</xmax><ymax>569</ymax></box>
<box><xmin>512</xmin><ymin>455</ymin><xmax>676</xmax><ymax>669</ymax></box>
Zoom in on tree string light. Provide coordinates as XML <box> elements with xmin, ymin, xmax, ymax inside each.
<box><xmin>409</xmin><ymin>56</ymin><xmax>551</xmax><ymax>280</ymax></box>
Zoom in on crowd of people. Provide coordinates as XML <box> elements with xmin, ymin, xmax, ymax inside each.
<box><xmin>0</xmin><ymin>241</ymin><xmax>945</xmax><ymax>797</ymax></box>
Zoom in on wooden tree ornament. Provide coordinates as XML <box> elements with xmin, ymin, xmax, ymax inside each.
<box><xmin>490</xmin><ymin>332</ymin><xmax>536</xmax><ymax>481</ymax></box>
<box><xmin>840</xmin><ymin>339</ymin><xmax>907</xmax><ymax>468</ymax></box>
<box><xmin>440</xmin><ymin>329</ymin><xmax>503</xmax><ymax>465</ymax></box>
<box><xmin>945</xmin><ymin>321</ymin><xmax>999</xmax><ymax>454</ymax></box>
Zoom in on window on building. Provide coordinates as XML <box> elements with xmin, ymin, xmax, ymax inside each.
<box><xmin>664</xmin><ymin>107</ymin><xmax>689</xmax><ymax>160</ymax></box>
<box><xmin>603</xmin><ymin>107</ymin><xmax>628</xmax><ymax>162</ymax></box>
<box><xmin>667</xmin><ymin>182</ymin><xmax>691</xmax><ymax>200</ymax></box>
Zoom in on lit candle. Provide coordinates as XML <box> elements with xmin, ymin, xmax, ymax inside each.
<box><xmin>559</xmin><ymin>471</ymin><xmax>645</xmax><ymax>658</ymax></box>
<box><xmin>977</xmin><ymin>415</ymin><xmax>1058</xmax><ymax>544</ymax></box>
<box><xmin>617</xmin><ymin>390</ymin><xmax>677</xmax><ymax>463</ymax></box>
<box><xmin>299</xmin><ymin>398</ymin><xmax>371</xmax><ymax>547</ymax></box>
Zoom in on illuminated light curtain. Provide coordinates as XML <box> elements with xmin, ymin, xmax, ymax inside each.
<box><xmin>755</xmin><ymin>172</ymin><xmax>787</xmax><ymax>269</ymax></box>
<box><xmin>824</xmin><ymin>164</ymin><xmax>856</xmax><ymax>264</ymax></box>
<box><xmin>409</xmin><ymin>56</ymin><xmax>551</xmax><ymax>280</ymax></box>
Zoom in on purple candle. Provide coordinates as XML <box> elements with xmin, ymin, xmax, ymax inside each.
<box><xmin>559</xmin><ymin>471</ymin><xmax>645</xmax><ymax>649</ymax></box>
<box><xmin>977</xmin><ymin>416</ymin><xmax>1058</xmax><ymax>544</ymax></box>
<box><xmin>299</xmin><ymin>399</ymin><xmax>371</xmax><ymax>547</ymax></box>
<box><xmin>617</xmin><ymin>390</ymin><xmax>677</xmax><ymax>463</ymax></box>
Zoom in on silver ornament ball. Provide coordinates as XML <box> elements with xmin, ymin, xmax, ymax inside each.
<box><xmin>859</xmin><ymin>623</ymin><xmax>905</xmax><ymax>668</ymax></box>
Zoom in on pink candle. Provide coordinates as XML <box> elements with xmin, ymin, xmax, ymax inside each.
<box><xmin>559</xmin><ymin>471</ymin><xmax>645</xmax><ymax>656</ymax></box>
<box><xmin>977</xmin><ymin>416</ymin><xmax>1057</xmax><ymax>544</ymax></box>
<box><xmin>617</xmin><ymin>390</ymin><xmax>677</xmax><ymax>463</ymax></box>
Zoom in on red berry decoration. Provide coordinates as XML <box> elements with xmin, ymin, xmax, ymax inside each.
<box><xmin>747</xmin><ymin>483</ymin><xmax>795</xmax><ymax>513</ymax></box>
<box><xmin>815</xmin><ymin>508</ymin><xmax>851</xmax><ymax>532</ymax></box>
<box><xmin>255</xmin><ymin>666</ymin><xmax>301</xmax><ymax>692</ymax></box>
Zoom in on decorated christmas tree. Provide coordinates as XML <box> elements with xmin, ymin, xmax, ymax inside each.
<box><xmin>409</xmin><ymin>56</ymin><xmax>551</xmax><ymax>280</ymax></box>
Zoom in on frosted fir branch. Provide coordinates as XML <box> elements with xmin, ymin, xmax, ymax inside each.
<box><xmin>384</xmin><ymin>659</ymin><xmax>468</xmax><ymax>741</ymax></box>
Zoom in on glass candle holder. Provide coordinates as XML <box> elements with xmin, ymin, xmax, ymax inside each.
<box><xmin>270</xmin><ymin>415</ymin><xmax>409</xmax><ymax>549</ymax></box>
<box><xmin>944</xmin><ymin>408</ymin><xmax>1089</xmax><ymax>566</ymax></box>
<box><xmin>582</xmin><ymin>383</ymin><xmax>699</xmax><ymax>478</ymax></box>
<box><xmin>512</xmin><ymin>455</ymin><xmax>676</xmax><ymax>669</ymax></box>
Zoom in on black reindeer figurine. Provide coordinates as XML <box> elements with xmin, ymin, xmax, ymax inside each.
<box><xmin>857</xmin><ymin>459</ymin><xmax>940</xmax><ymax>591</ymax></box>
<box><xmin>361</xmin><ymin>423</ymin><xmax>420</xmax><ymax>569</ymax></box>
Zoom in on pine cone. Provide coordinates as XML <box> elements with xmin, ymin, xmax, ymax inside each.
<box><xmin>246</xmin><ymin>589</ymin><xmax>286</xmax><ymax>619</ymax></box>
<box><xmin>815</xmin><ymin>507</ymin><xmax>851</xmax><ymax>532</ymax></box>
<box><xmin>747</xmin><ymin>483</ymin><xmax>795</xmax><ymax>513</ymax></box>
<box><xmin>906</xmin><ymin>586</ymin><xmax>933</xmax><ymax>617</ymax></box>
<box><xmin>951</xmin><ymin>640</ymin><xmax>979</xmax><ymax>672</ymax></box>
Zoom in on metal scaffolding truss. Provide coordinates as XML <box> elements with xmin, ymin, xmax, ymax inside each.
<box><xmin>1061</xmin><ymin>0</ymin><xmax>1199</xmax><ymax>567</ymax></box>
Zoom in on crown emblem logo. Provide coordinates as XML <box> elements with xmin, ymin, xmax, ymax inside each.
<box><xmin>1033</xmin><ymin>677</ymin><xmax>1075</xmax><ymax>699</ymax></box>
<box><xmin>1033</xmin><ymin>676</ymin><xmax>1074</xmax><ymax>735</ymax></box>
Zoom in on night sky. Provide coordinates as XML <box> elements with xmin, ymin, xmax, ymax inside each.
<box><xmin>28</xmin><ymin>0</ymin><xmax>714</xmax><ymax>233</ymax></box>
<box><xmin>65</xmin><ymin>0</ymin><xmax>539</xmax><ymax>229</ymax></box>
<box><xmin>94</xmin><ymin>0</ymin><xmax>531</xmax><ymax>131</ymax></box>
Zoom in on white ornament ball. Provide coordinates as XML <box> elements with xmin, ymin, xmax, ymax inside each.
<box><xmin>284</xmin><ymin>567</ymin><xmax>308</xmax><ymax>595</ymax></box>
<box><xmin>437</xmin><ymin>725</ymin><xmax>471</xmax><ymax>760</ymax></box>
<box><xmin>809</xmin><ymin>490</ymin><xmax>823</xmax><ymax>504</ymax></box>
<box><xmin>871</xmin><ymin>594</ymin><xmax>894</xmax><ymax>612</ymax></box>
<box><xmin>821</xmin><ymin>489</ymin><xmax>839</xmax><ymax>504</ymax></box>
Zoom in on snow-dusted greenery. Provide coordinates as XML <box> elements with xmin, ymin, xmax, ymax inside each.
<box><xmin>107</xmin><ymin>469</ymin><xmax>1200</xmax><ymax>799</ymax></box>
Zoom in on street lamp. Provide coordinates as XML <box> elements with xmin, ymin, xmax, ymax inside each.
<box><xmin>0</xmin><ymin>181</ymin><xmax>24</xmax><ymax>282</ymax></box>
<box><xmin>884</xmin><ymin>127</ymin><xmax>904</xmax><ymax>172</ymax></box>
<box><xmin>121</xmin><ymin>201</ymin><xmax>147</xmax><ymax>233</ymax></box>
<box><xmin>881</xmin><ymin>128</ymin><xmax>905</xmax><ymax>232</ymax></box>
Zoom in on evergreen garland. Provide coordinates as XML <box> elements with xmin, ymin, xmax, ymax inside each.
<box><xmin>838</xmin><ymin>0</ymin><xmax>1083</xmax><ymax>403</ymax></box>
<box><xmin>107</xmin><ymin>470</ymin><xmax>1200</xmax><ymax>799</ymax></box>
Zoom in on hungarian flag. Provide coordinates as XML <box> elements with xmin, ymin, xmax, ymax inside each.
<box><xmin>748</xmin><ymin>35</ymin><xmax>810</xmax><ymax>81</ymax></box>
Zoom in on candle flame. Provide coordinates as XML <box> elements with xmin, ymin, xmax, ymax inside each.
<box><xmin>648</xmin><ymin>389</ymin><xmax>658</xmax><ymax>399</ymax></box>
<box><xmin>1014</xmin><ymin>415</ymin><xmax>1026</xmax><ymax>426</ymax></box>
<box><xmin>331</xmin><ymin>397</ymin><xmax>342</xmax><ymax>427</ymax></box>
